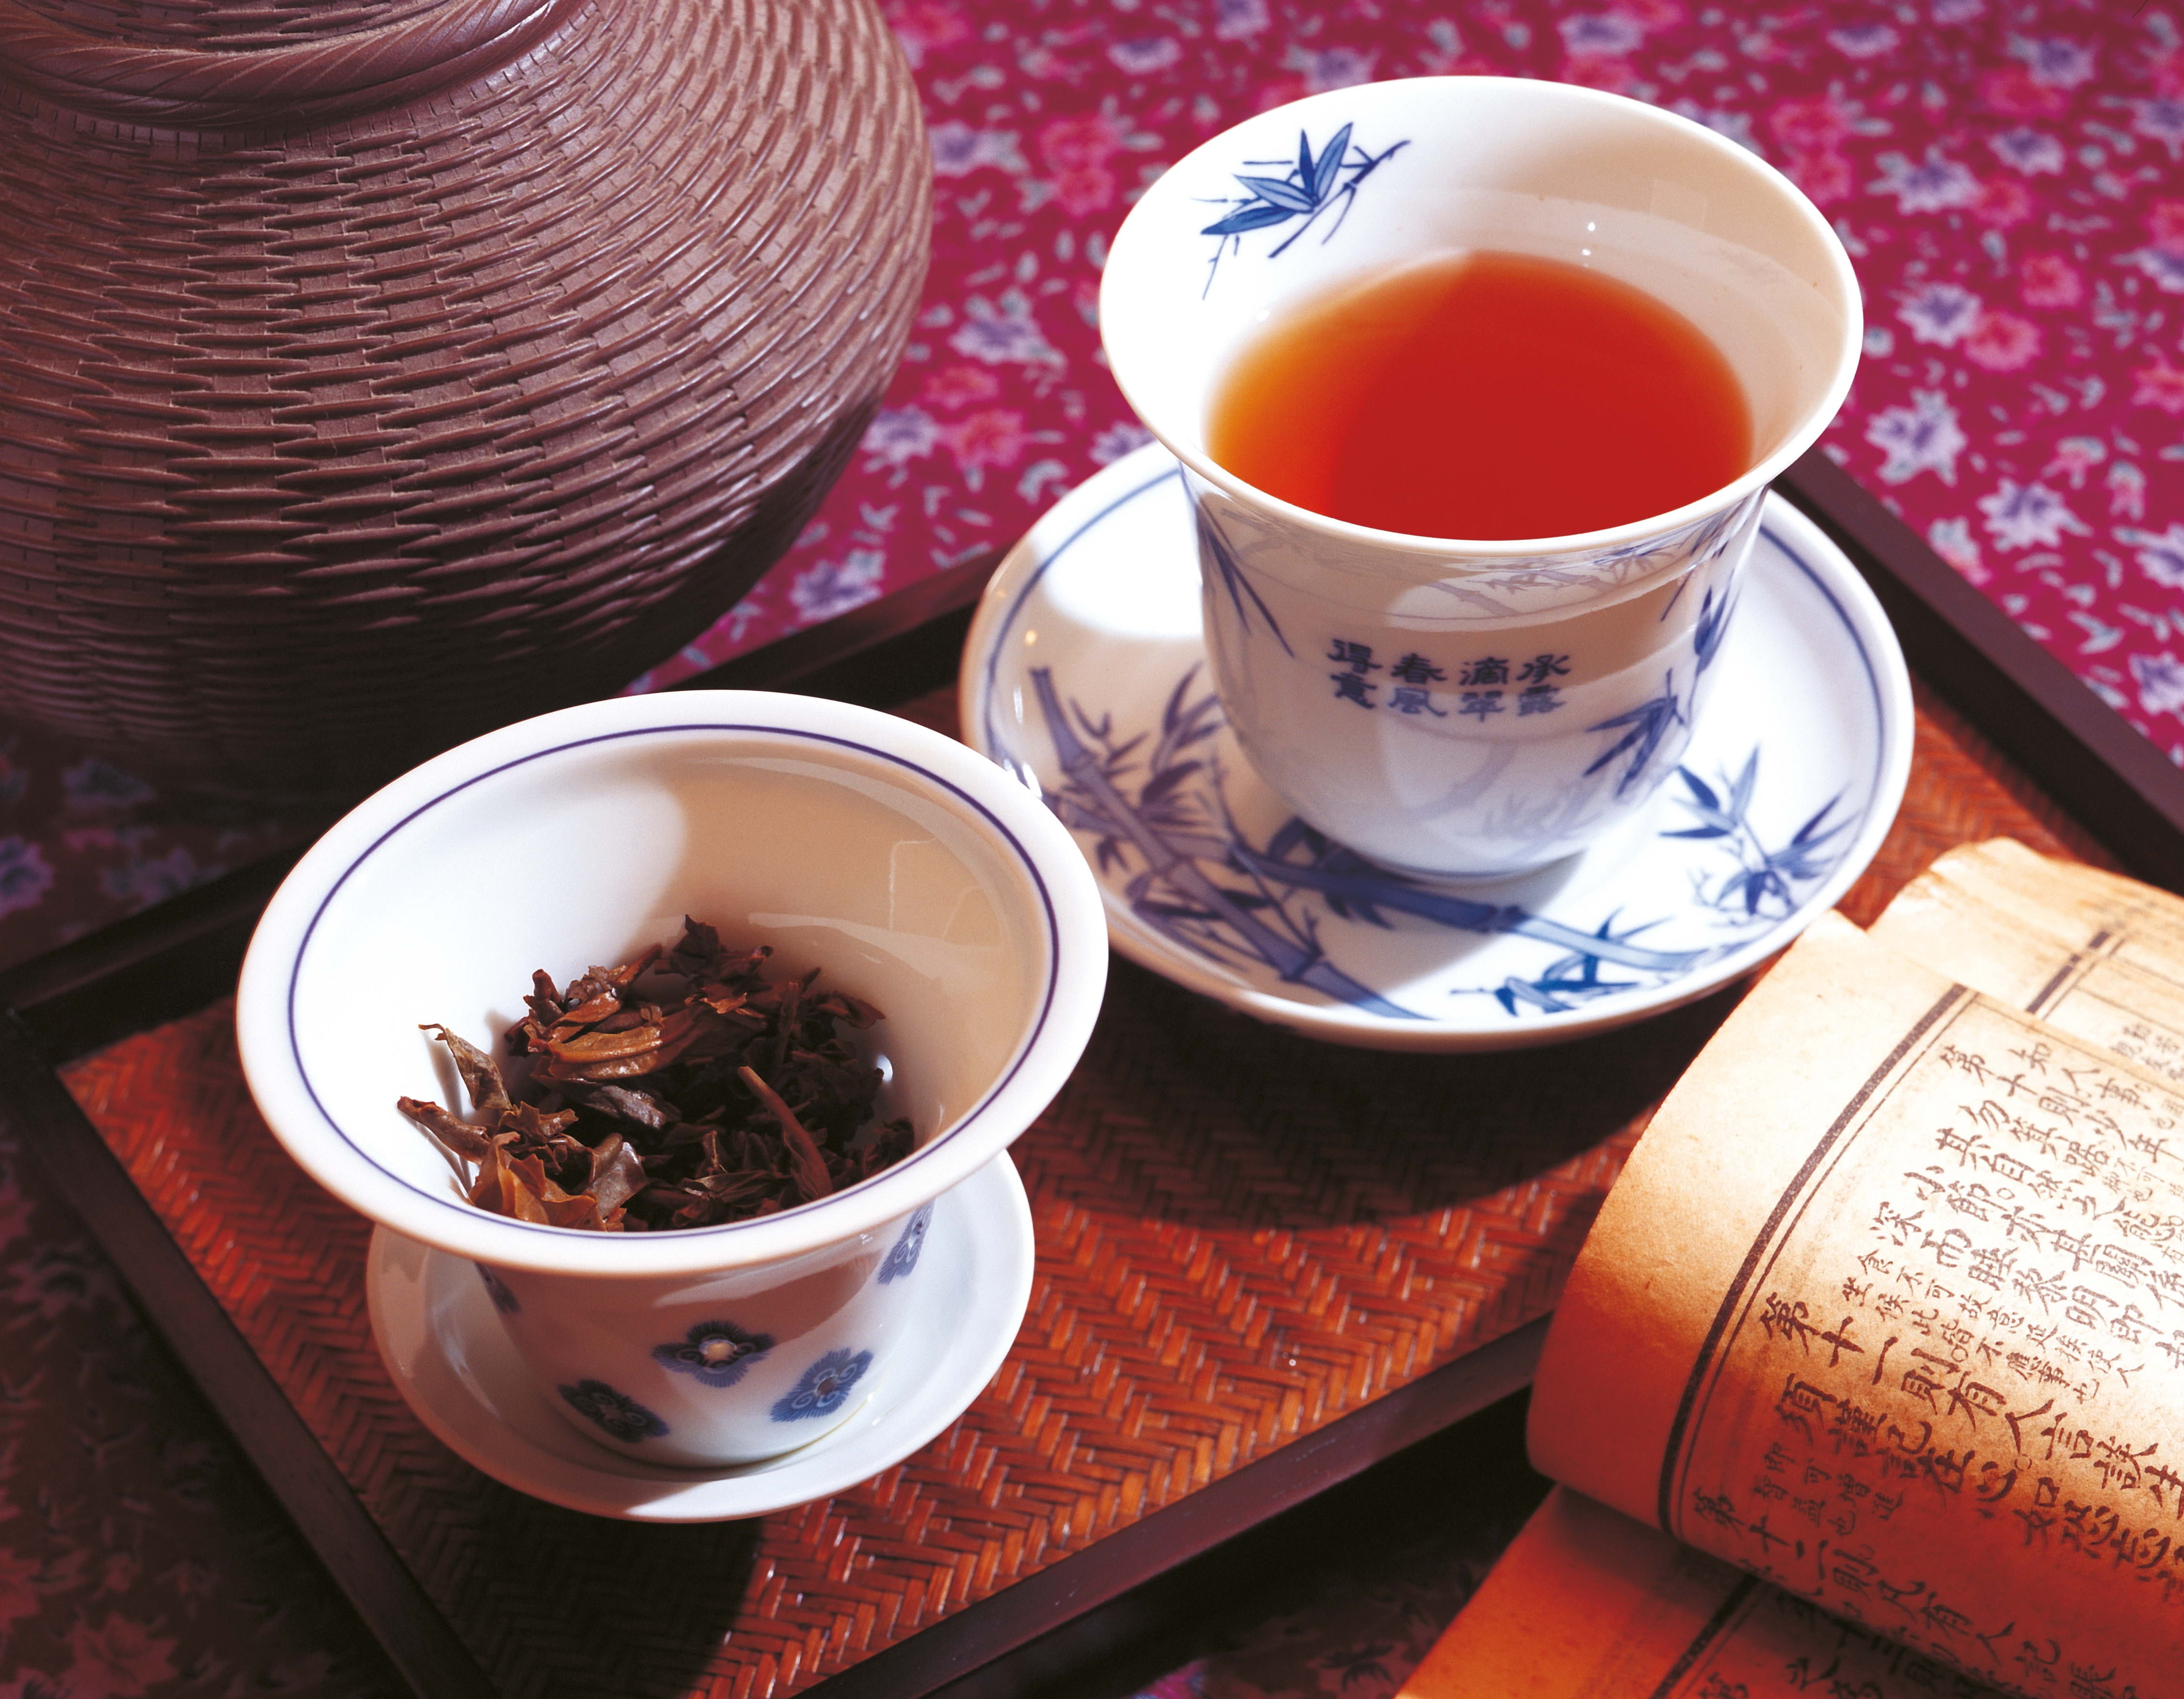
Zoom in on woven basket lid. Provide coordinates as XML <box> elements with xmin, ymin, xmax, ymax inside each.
<box><xmin>5</xmin><ymin>0</ymin><xmax>487</xmax><ymax>49</ymax></box>
<box><xmin>0</xmin><ymin>0</ymin><xmax>931</xmax><ymax>793</ymax></box>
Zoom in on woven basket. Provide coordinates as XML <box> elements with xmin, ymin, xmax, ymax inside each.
<box><xmin>0</xmin><ymin>0</ymin><xmax>930</xmax><ymax>793</ymax></box>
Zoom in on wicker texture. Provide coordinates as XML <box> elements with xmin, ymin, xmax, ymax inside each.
<box><xmin>58</xmin><ymin>687</ymin><xmax>2098</xmax><ymax>1699</ymax></box>
<box><xmin>0</xmin><ymin>0</ymin><xmax>930</xmax><ymax>790</ymax></box>
<box><xmin>9</xmin><ymin>0</ymin><xmax>456</xmax><ymax>49</ymax></box>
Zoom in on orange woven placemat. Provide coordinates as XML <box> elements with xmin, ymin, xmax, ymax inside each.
<box><xmin>57</xmin><ymin>683</ymin><xmax>2098</xmax><ymax>1699</ymax></box>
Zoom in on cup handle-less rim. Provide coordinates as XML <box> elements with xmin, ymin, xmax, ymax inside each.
<box><xmin>1098</xmin><ymin>75</ymin><xmax>1864</xmax><ymax>564</ymax></box>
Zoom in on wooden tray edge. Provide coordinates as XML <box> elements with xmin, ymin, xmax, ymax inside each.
<box><xmin>1777</xmin><ymin>450</ymin><xmax>2184</xmax><ymax>891</ymax></box>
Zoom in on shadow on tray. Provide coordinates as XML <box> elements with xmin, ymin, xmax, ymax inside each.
<box><xmin>1034</xmin><ymin>956</ymin><xmax>1746</xmax><ymax>1234</ymax></box>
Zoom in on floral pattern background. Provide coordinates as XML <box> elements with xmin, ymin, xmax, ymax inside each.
<box><xmin>3</xmin><ymin>0</ymin><xmax>2182</xmax><ymax>968</ymax></box>
<box><xmin>659</xmin><ymin>0</ymin><xmax>2184</xmax><ymax>751</ymax></box>
<box><xmin>0</xmin><ymin>1</ymin><xmax>2178</xmax><ymax>1693</ymax></box>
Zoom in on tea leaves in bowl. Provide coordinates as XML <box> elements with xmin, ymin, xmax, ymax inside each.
<box><xmin>396</xmin><ymin>919</ymin><xmax>915</xmax><ymax>1232</ymax></box>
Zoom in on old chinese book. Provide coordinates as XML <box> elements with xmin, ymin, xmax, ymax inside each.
<box><xmin>1402</xmin><ymin>1487</ymin><xmax>2010</xmax><ymax>1699</ymax></box>
<box><xmin>1919</xmin><ymin>837</ymin><xmax>2184</xmax><ymax>955</ymax></box>
<box><xmin>1403</xmin><ymin>844</ymin><xmax>2184</xmax><ymax>1699</ymax></box>
<box><xmin>1868</xmin><ymin>840</ymin><xmax>2184</xmax><ymax>1089</ymax></box>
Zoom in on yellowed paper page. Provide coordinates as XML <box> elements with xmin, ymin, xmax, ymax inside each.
<box><xmin>1870</xmin><ymin>869</ymin><xmax>2184</xmax><ymax>1089</ymax></box>
<box><xmin>1949</xmin><ymin>837</ymin><xmax>2184</xmax><ymax>924</ymax></box>
<box><xmin>1930</xmin><ymin>839</ymin><xmax>2184</xmax><ymax>1003</ymax></box>
<box><xmin>1401</xmin><ymin>1488</ymin><xmax>2007</xmax><ymax>1699</ymax></box>
<box><xmin>1530</xmin><ymin>913</ymin><xmax>2184</xmax><ymax>1699</ymax></box>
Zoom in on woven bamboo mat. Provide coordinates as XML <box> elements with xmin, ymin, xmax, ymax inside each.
<box><xmin>58</xmin><ymin>681</ymin><xmax>2100</xmax><ymax>1699</ymax></box>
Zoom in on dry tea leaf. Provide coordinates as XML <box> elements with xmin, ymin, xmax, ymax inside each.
<box><xmin>398</xmin><ymin>918</ymin><xmax>915</xmax><ymax>1232</ymax></box>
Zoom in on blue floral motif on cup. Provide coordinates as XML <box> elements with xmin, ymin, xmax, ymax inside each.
<box><xmin>652</xmin><ymin>1320</ymin><xmax>775</xmax><ymax>1388</ymax></box>
<box><xmin>473</xmin><ymin>1263</ymin><xmax>520</xmax><ymax>1314</ymax></box>
<box><xmin>877</xmin><ymin>1203</ymin><xmax>934</xmax><ymax>1285</ymax></box>
<box><xmin>1023</xmin><ymin>661</ymin><xmax>1857</xmax><ymax>1021</ymax></box>
<box><xmin>1693</xmin><ymin>583</ymin><xmax>1738</xmax><ymax>677</ymax></box>
<box><xmin>1583</xmin><ymin>670</ymin><xmax>1688</xmax><ymax>799</ymax></box>
<box><xmin>770</xmin><ymin>1348</ymin><xmax>874</xmax><ymax>1423</ymax></box>
<box><xmin>1195</xmin><ymin>506</ymin><xmax>1291</xmax><ymax>654</ymax></box>
<box><xmin>559</xmin><ymin>1378</ymin><xmax>669</xmax><ymax>1443</ymax></box>
<box><xmin>1199</xmin><ymin>123</ymin><xmax>1408</xmax><ymax>294</ymax></box>
<box><xmin>1662</xmin><ymin>751</ymin><xmax>1850</xmax><ymax>920</ymax></box>
<box><xmin>1026</xmin><ymin>663</ymin><xmax>1703</xmax><ymax>1019</ymax></box>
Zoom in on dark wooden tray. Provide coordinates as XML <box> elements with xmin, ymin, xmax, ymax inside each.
<box><xmin>0</xmin><ymin>449</ymin><xmax>2178</xmax><ymax>1699</ymax></box>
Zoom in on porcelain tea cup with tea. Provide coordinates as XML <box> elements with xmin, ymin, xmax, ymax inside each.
<box><xmin>1100</xmin><ymin>76</ymin><xmax>1861</xmax><ymax>880</ymax></box>
<box><xmin>235</xmin><ymin>692</ymin><xmax>1107</xmax><ymax>1469</ymax></box>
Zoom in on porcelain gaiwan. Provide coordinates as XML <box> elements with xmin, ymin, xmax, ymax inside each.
<box><xmin>234</xmin><ymin>691</ymin><xmax>1108</xmax><ymax>1468</ymax></box>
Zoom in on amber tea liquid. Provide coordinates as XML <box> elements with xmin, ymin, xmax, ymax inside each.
<box><xmin>1206</xmin><ymin>250</ymin><xmax>1752</xmax><ymax>541</ymax></box>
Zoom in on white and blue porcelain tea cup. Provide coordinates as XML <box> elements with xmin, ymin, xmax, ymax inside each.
<box><xmin>235</xmin><ymin>692</ymin><xmax>1107</xmax><ymax>1468</ymax></box>
<box><xmin>1100</xmin><ymin>77</ymin><xmax>1861</xmax><ymax>879</ymax></box>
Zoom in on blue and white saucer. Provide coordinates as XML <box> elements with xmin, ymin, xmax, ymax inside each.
<box><xmin>961</xmin><ymin>445</ymin><xmax>1912</xmax><ymax>1052</ymax></box>
<box><xmin>366</xmin><ymin>1153</ymin><xmax>1033</xmax><ymax>1521</ymax></box>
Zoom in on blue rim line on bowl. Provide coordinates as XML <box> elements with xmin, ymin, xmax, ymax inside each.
<box><xmin>1773</xmin><ymin>520</ymin><xmax>1887</xmax><ymax>826</ymax></box>
<box><xmin>977</xmin><ymin>461</ymin><xmax>1185</xmax><ymax>775</ymax></box>
<box><xmin>282</xmin><ymin>723</ymin><xmax>1064</xmax><ymax>1241</ymax></box>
